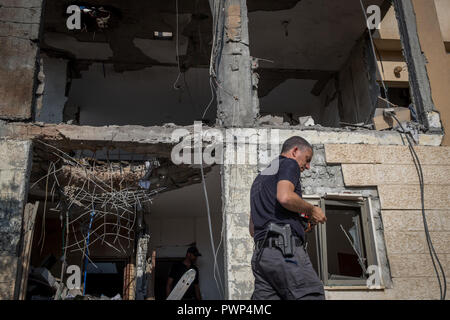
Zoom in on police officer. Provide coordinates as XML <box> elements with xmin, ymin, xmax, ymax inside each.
<box><xmin>249</xmin><ymin>136</ymin><xmax>327</xmax><ymax>300</ymax></box>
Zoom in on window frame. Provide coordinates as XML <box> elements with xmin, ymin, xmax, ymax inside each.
<box><xmin>305</xmin><ymin>196</ymin><xmax>378</xmax><ymax>287</ymax></box>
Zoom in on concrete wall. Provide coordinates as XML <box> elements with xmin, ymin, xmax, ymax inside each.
<box><xmin>222</xmin><ymin>128</ymin><xmax>448</xmax><ymax>300</ymax></box>
<box><xmin>35</xmin><ymin>55</ymin><xmax>67</xmax><ymax>123</ymax></box>
<box><xmin>0</xmin><ymin>0</ymin><xmax>43</xmax><ymax>120</ymax></box>
<box><xmin>259</xmin><ymin>79</ymin><xmax>338</xmax><ymax>126</ymax></box>
<box><xmin>73</xmin><ymin>65</ymin><xmax>213</xmax><ymax>126</ymax></box>
<box><xmin>0</xmin><ymin>139</ymin><xmax>32</xmax><ymax>300</ymax></box>
<box><xmin>325</xmin><ymin>143</ymin><xmax>450</xmax><ymax>299</ymax></box>
<box><xmin>39</xmin><ymin>57</ymin><xmax>215</xmax><ymax>126</ymax></box>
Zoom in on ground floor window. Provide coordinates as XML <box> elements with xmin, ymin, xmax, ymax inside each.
<box><xmin>305</xmin><ymin>197</ymin><xmax>377</xmax><ymax>287</ymax></box>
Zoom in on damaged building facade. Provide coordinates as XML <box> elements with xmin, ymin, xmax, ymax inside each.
<box><xmin>0</xmin><ymin>0</ymin><xmax>449</xmax><ymax>300</ymax></box>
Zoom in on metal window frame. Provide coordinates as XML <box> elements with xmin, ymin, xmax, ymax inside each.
<box><xmin>317</xmin><ymin>198</ymin><xmax>377</xmax><ymax>287</ymax></box>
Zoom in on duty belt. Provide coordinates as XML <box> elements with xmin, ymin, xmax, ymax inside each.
<box><xmin>256</xmin><ymin>236</ymin><xmax>303</xmax><ymax>250</ymax></box>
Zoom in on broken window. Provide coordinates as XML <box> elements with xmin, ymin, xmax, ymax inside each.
<box><xmin>305</xmin><ymin>197</ymin><xmax>378</xmax><ymax>287</ymax></box>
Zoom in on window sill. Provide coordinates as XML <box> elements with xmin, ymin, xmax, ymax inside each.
<box><xmin>324</xmin><ymin>285</ymin><xmax>385</xmax><ymax>291</ymax></box>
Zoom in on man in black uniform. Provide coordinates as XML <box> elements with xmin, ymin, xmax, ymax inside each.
<box><xmin>166</xmin><ymin>246</ymin><xmax>202</xmax><ymax>300</ymax></box>
<box><xmin>249</xmin><ymin>136</ymin><xmax>327</xmax><ymax>300</ymax></box>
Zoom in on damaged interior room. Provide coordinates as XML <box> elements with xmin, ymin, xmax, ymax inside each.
<box><xmin>37</xmin><ymin>0</ymin><xmax>217</xmax><ymax>126</ymax></box>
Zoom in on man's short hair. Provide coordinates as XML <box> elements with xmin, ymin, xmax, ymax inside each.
<box><xmin>281</xmin><ymin>136</ymin><xmax>313</xmax><ymax>154</ymax></box>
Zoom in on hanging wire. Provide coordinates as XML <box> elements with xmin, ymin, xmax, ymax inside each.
<box><xmin>32</xmin><ymin>140</ymin><xmax>165</xmax><ymax>260</ymax></box>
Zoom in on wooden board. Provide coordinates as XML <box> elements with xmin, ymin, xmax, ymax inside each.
<box><xmin>373</xmin><ymin>107</ymin><xmax>411</xmax><ymax>130</ymax></box>
<box><xmin>17</xmin><ymin>202</ymin><xmax>39</xmax><ymax>300</ymax></box>
<box><xmin>146</xmin><ymin>250</ymin><xmax>156</xmax><ymax>300</ymax></box>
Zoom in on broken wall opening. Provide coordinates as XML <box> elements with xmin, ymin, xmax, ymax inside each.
<box><xmin>372</xmin><ymin>7</ymin><xmax>414</xmax><ymax>120</ymax></box>
<box><xmin>36</xmin><ymin>0</ymin><xmax>217</xmax><ymax>126</ymax></box>
<box><xmin>23</xmin><ymin>139</ymin><xmax>221</xmax><ymax>300</ymax></box>
<box><xmin>249</xmin><ymin>0</ymin><xmax>414</xmax><ymax>128</ymax></box>
<box><xmin>147</xmin><ymin>165</ymin><xmax>224</xmax><ymax>300</ymax></box>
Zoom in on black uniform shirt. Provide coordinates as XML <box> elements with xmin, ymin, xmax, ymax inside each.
<box><xmin>250</xmin><ymin>155</ymin><xmax>305</xmax><ymax>242</ymax></box>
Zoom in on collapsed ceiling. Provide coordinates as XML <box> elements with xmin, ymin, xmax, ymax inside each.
<box><xmin>29</xmin><ymin>142</ymin><xmax>213</xmax><ymax>204</ymax></box>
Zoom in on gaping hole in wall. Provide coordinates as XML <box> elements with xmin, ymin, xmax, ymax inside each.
<box><xmin>24</xmin><ymin>142</ymin><xmax>223</xmax><ymax>300</ymax></box>
<box><xmin>36</xmin><ymin>0</ymin><xmax>216</xmax><ymax>126</ymax></box>
<box><xmin>147</xmin><ymin>166</ymin><xmax>224</xmax><ymax>300</ymax></box>
<box><xmin>249</xmin><ymin>0</ymin><xmax>417</xmax><ymax>129</ymax></box>
<box><xmin>371</xmin><ymin>6</ymin><xmax>417</xmax><ymax>124</ymax></box>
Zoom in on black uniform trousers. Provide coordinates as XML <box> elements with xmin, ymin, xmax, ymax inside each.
<box><xmin>251</xmin><ymin>239</ymin><xmax>325</xmax><ymax>300</ymax></box>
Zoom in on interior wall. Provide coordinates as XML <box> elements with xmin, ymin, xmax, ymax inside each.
<box><xmin>247</xmin><ymin>1</ymin><xmax>376</xmax><ymax>71</ymax></box>
<box><xmin>318</xmin><ymin>78</ymin><xmax>341</xmax><ymax>127</ymax></box>
<box><xmin>259</xmin><ymin>79</ymin><xmax>325</xmax><ymax>122</ymax></box>
<box><xmin>38</xmin><ymin>55</ymin><xmax>214</xmax><ymax>126</ymax></box>
<box><xmin>70</xmin><ymin>64</ymin><xmax>213</xmax><ymax>126</ymax></box>
<box><xmin>337</xmin><ymin>38</ymin><xmax>380</xmax><ymax>125</ymax></box>
<box><xmin>146</xmin><ymin>166</ymin><xmax>224</xmax><ymax>300</ymax></box>
<box><xmin>36</xmin><ymin>55</ymin><xmax>67</xmax><ymax>123</ymax></box>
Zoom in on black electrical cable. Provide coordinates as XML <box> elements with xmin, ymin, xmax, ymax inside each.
<box><xmin>390</xmin><ymin>113</ymin><xmax>447</xmax><ymax>300</ymax></box>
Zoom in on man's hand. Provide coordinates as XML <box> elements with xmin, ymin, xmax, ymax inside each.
<box><xmin>311</xmin><ymin>206</ymin><xmax>327</xmax><ymax>224</ymax></box>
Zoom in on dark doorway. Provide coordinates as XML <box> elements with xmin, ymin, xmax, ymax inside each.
<box><xmin>154</xmin><ymin>257</ymin><xmax>183</xmax><ymax>300</ymax></box>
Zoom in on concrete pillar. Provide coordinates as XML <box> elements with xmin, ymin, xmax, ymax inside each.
<box><xmin>0</xmin><ymin>139</ymin><xmax>33</xmax><ymax>300</ymax></box>
<box><xmin>0</xmin><ymin>0</ymin><xmax>44</xmax><ymax>120</ymax></box>
<box><xmin>222</xmin><ymin>136</ymin><xmax>259</xmax><ymax>299</ymax></box>
<box><xmin>410</xmin><ymin>0</ymin><xmax>450</xmax><ymax>145</ymax></box>
<box><xmin>215</xmin><ymin>0</ymin><xmax>258</xmax><ymax>127</ymax></box>
<box><xmin>135</xmin><ymin>233</ymin><xmax>150</xmax><ymax>300</ymax></box>
<box><xmin>392</xmin><ymin>0</ymin><xmax>437</xmax><ymax>130</ymax></box>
